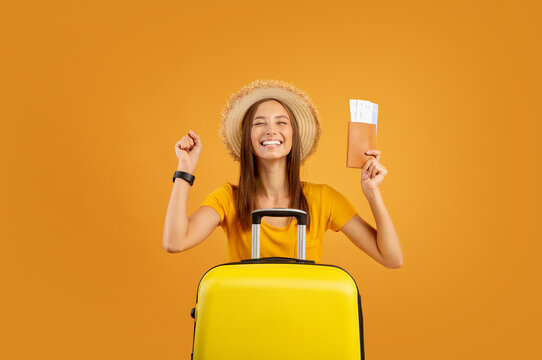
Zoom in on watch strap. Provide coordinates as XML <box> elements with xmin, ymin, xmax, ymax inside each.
<box><xmin>173</xmin><ymin>171</ymin><xmax>195</xmax><ymax>186</ymax></box>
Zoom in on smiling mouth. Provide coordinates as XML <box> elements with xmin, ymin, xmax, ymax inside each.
<box><xmin>260</xmin><ymin>140</ymin><xmax>283</xmax><ymax>148</ymax></box>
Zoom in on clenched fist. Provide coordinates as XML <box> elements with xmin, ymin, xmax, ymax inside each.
<box><xmin>175</xmin><ymin>130</ymin><xmax>202</xmax><ymax>174</ymax></box>
<box><xmin>361</xmin><ymin>149</ymin><xmax>388</xmax><ymax>193</ymax></box>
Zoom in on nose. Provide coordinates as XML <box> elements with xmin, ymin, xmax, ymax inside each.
<box><xmin>266</xmin><ymin>124</ymin><xmax>278</xmax><ymax>135</ymax></box>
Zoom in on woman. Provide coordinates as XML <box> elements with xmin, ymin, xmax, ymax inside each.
<box><xmin>163</xmin><ymin>80</ymin><xmax>403</xmax><ymax>268</ymax></box>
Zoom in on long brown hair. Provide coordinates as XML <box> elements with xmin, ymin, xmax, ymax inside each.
<box><xmin>232</xmin><ymin>98</ymin><xmax>310</xmax><ymax>231</ymax></box>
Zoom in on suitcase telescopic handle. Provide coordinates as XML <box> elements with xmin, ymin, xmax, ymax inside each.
<box><xmin>251</xmin><ymin>208</ymin><xmax>307</xmax><ymax>260</ymax></box>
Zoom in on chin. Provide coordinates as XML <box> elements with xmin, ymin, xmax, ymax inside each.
<box><xmin>256</xmin><ymin>154</ymin><xmax>287</xmax><ymax>161</ymax></box>
<box><xmin>253</xmin><ymin>146</ymin><xmax>292</xmax><ymax>161</ymax></box>
<box><xmin>254</xmin><ymin>151</ymin><xmax>290</xmax><ymax>161</ymax></box>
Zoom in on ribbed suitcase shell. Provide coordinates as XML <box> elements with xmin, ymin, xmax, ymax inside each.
<box><xmin>191</xmin><ymin>260</ymin><xmax>364</xmax><ymax>360</ymax></box>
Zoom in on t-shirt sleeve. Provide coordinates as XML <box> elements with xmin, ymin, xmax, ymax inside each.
<box><xmin>323</xmin><ymin>184</ymin><xmax>358</xmax><ymax>232</ymax></box>
<box><xmin>201</xmin><ymin>183</ymin><xmax>233</xmax><ymax>225</ymax></box>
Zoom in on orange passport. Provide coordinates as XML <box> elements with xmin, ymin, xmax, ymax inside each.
<box><xmin>346</xmin><ymin>122</ymin><xmax>377</xmax><ymax>168</ymax></box>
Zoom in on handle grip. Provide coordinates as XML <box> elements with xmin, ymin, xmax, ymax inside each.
<box><xmin>252</xmin><ymin>208</ymin><xmax>307</xmax><ymax>226</ymax></box>
<box><xmin>241</xmin><ymin>257</ymin><xmax>315</xmax><ymax>264</ymax></box>
<box><xmin>251</xmin><ymin>208</ymin><xmax>307</xmax><ymax>260</ymax></box>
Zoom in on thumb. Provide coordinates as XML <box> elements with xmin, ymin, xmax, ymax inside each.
<box><xmin>189</xmin><ymin>130</ymin><xmax>202</xmax><ymax>148</ymax></box>
<box><xmin>365</xmin><ymin>150</ymin><xmax>381</xmax><ymax>160</ymax></box>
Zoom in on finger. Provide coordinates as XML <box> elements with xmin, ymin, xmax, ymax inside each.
<box><xmin>366</xmin><ymin>158</ymin><xmax>377</xmax><ymax>173</ymax></box>
<box><xmin>189</xmin><ymin>130</ymin><xmax>202</xmax><ymax>147</ymax></box>
<box><xmin>366</xmin><ymin>151</ymin><xmax>381</xmax><ymax>161</ymax></box>
<box><xmin>370</xmin><ymin>164</ymin><xmax>379</xmax><ymax>178</ymax></box>
<box><xmin>188</xmin><ymin>136</ymin><xmax>195</xmax><ymax>147</ymax></box>
<box><xmin>369</xmin><ymin>161</ymin><xmax>382</xmax><ymax>178</ymax></box>
<box><xmin>365</xmin><ymin>150</ymin><xmax>381</xmax><ymax>161</ymax></box>
<box><xmin>361</xmin><ymin>158</ymin><xmax>374</xmax><ymax>173</ymax></box>
<box><xmin>367</xmin><ymin>163</ymin><xmax>376</xmax><ymax>179</ymax></box>
<box><xmin>175</xmin><ymin>136</ymin><xmax>189</xmax><ymax>147</ymax></box>
<box><xmin>362</xmin><ymin>164</ymin><xmax>371</xmax><ymax>180</ymax></box>
<box><xmin>372</xmin><ymin>164</ymin><xmax>387</xmax><ymax>178</ymax></box>
<box><xmin>180</xmin><ymin>139</ymin><xmax>191</xmax><ymax>150</ymax></box>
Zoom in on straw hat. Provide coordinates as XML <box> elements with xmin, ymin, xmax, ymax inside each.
<box><xmin>219</xmin><ymin>79</ymin><xmax>321</xmax><ymax>162</ymax></box>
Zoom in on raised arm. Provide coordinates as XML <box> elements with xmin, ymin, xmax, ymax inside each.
<box><xmin>340</xmin><ymin>150</ymin><xmax>403</xmax><ymax>268</ymax></box>
<box><xmin>162</xmin><ymin>130</ymin><xmax>221</xmax><ymax>253</ymax></box>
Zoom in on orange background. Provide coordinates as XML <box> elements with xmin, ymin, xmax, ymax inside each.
<box><xmin>1</xmin><ymin>0</ymin><xmax>541</xmax><ymax>359</ymax></box>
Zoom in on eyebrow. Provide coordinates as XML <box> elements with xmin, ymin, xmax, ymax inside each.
<box><xmin>253</xmin><ymin>115</ymin><xmax>289</xmax><ymax>120</ymax></box>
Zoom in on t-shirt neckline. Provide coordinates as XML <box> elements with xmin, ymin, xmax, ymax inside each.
<box><xmin>261</xmin><ymin>219</ymin><xmax>294</xmax><ymax>231</ymax></box>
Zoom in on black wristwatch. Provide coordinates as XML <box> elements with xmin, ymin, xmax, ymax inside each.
<box><xmin>172</xmin><ymin>171</ymin><xmax>195</xmax><ymax>186</ymax></box>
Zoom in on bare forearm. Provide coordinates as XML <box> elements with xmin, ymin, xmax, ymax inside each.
<box><xmin>364</xmin><ymin>189</ymin><xmax>403</xmax><ymax>268</ymax></box>
<box><xmin>163</xmin><ymin>179</ymin><xmax>191</xmax><ymax>252</ymax></box>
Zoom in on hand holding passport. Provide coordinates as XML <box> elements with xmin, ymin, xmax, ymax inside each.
<box><xmin>347</xmin><ymin>99</ymin><xmax>378</xmax><ymax>168</ymax></box>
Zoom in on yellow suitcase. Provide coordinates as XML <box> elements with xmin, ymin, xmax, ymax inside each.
<box><xmin>190</xmin><ymin>209</ymin><xmax>365</xmax><ymax>360</ymax></box>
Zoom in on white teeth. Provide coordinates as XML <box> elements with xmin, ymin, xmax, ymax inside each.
<box><xmin>262</xmin><ymin>140</ymin><xmax>281</xmax><ymax>146</ymax></box>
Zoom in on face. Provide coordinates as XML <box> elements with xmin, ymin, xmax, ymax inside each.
<box><xmin>250</xmin><ymin>100</ymin><xmax>293</xmax><ymax>161</ymax></box>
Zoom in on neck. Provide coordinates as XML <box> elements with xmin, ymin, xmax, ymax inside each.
<box><xmin>255</xmin><ymin>157</ymin><xmax>289</xmax><ymax>200</ymax></box>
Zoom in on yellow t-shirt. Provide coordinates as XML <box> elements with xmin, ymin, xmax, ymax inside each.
<box><xmin>201</xmin><ymin>182</ymin><xmax>358</xmax><ymax>263</ymax></box>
